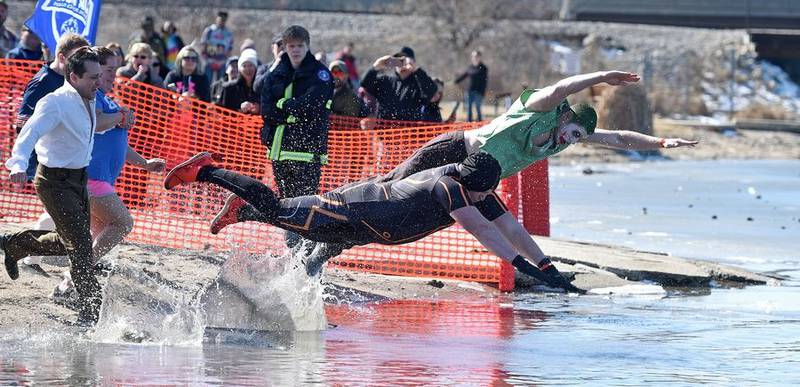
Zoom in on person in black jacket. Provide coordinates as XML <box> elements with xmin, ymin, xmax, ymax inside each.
<box><xmin>5</xmin><ymin>27</ymin><xmax>43</xmax><ymax>60</ymax></box>
<box><xmin>258</xmin><ymin>25</ymin><xmax>333</xmax><ymax>247</ymax></box>
<box><xmin>211</xmin><ymin>56</ymin><xmax>238</xmax><ymax>103</ymax></box>
<box><xmin>329</xmin><ymin>60</ymin><xmax>368</xmax><ymax>118</ymax></box>
<box><xmin>360</xmin><ymin>46</ymin><xmax>438</xmax><ymax>121</ymax></box>
<box><xmin>455</xmin><ymin>50</ymin><xmax>488</xmax><ymax>121</ymax></box>
<box><xmin>421</xmin><ymin>78</ymin><xmax>444</xmax><ymax>123</ymax></box>
<box><xmin>214</xmin><ymin>49</ymin><xmax>259</xmax><ymax>113</ymax></box>
<box><xmin>253</xmin><ymin>35</ymin><xmax>283</xmax><ymax>94</ymax></box>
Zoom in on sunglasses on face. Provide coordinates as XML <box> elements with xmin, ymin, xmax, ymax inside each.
<box><xmin>183</xmin><ymin>56</ymin><xmax>198</xmax><ymax>61</ymax></box>
<box><xmin>135</xmin><ymin>55</ymin><xmax>149</xmax><ymax>59</ymax></box>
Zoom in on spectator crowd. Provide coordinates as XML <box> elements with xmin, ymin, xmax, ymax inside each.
<box><xmin>2</xmin><ymin>3</ymin><xmax>489</xmax><ymax>123</ymax></box>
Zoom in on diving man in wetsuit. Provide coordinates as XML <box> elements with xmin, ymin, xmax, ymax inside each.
<box><xmin>165</xmin><ymin>151</ymin><xmax>581</xmax><ymax>292</ymax></box>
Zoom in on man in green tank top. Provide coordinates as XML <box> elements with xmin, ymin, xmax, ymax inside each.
<box><xmin>382</xmin><ymin>70</ymin><xmax>698</xmax><ymax>181</ymax></box>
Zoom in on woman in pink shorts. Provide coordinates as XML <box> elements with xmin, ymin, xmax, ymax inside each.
<box><xmin>53</xmin><ymin>48</ymin><xmax>165</xmax><ymax>303</ymax></box>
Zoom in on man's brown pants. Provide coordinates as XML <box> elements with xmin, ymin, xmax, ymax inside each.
<box><xmin>5</xmin><ymin>165</ymin><xmax>101</xmax><ymax>321</ymax></box>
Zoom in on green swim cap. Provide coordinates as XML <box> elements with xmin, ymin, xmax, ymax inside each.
<box><xmin>570</xmin><ymin>103</ymin><xmax>597</xmax><ymax>134</ymax></box>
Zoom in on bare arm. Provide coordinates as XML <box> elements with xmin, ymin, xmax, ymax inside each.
<box><xmin>372</xmin><ymin>55</ymin><xmax>404</xmax><ymax>71</ymax></box>
<box><xmin>524</xmin><ymin>70</ymin><xmax>640</xmax><ymax>112</ymax></box>
<box><xmin>125</xmin><ymin>145</ymin><xmax>147</xmax><ymax>167</ymax></box>
<box><xmin>449</xmin><ymin>206</ymin><xmax>519</xmax><ymax>262</ymax></box>
<box><xmin>95</xmin><ymin>111</ymin><xmax>121</xmax><ymax>133</ymax></box>
<box><xmin>454</xmin><ymin>206</ymin><xmax>583</xmax><ymax>292</ymax></box>
<box><xmin>126</xmin><ymin>146</ymin><xmax>166</xmax><ymax>172</ymax></box>
<box><xmin>95</xmin><ymin>106</ymin><xmax>135</xmax><ymax>133</ymax></box>
<box><xmin>491</xmin><ymin>212</ymin><xmax>548</xmax><ymax>264</ymax></box>
<box><xmin>583</xmin><ymin>128</ymin><xmax>698</xmax><ymax>150</ymax></box>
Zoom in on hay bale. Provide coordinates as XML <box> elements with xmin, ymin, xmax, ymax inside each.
<box><xmin>595</xmin><ymin>83</ymin><xmax>653</xmax><ymax>135</ymax></box>
<box><xmin>650</xmin><ymin>88</ymin><xmax>709</xmax><ymax>117</ymax></box>
<box><xmin>734</xmin><ymin>103</ymin><xmax>793</xmax><ymax>120</ymax></box>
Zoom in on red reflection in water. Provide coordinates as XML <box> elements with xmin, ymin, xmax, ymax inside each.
<box><xmin>324</xmin><ymin>299</ymin><xmax>547</xmax><ymax>385</ymax></box>
<box><xmin>1</xmin><ymin>362</ymin><xmax>31</xmax><ymax>386</ymax></box>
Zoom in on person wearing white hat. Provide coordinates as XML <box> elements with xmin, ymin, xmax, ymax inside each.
<box><xmin>214</xmin><ymin>48</ymin><xmax>260</xmax><ymax>113</ymax></box>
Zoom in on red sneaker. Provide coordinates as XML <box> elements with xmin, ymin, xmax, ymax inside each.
<box><xmin>210</xmin><ymin>194</ymin><xmax>247</xmax><ymax>234</ymax></box>
<box><xmin>164</xmin><ymin>152</ymin><xmax>216</xmax><ymax>190</ymax></box>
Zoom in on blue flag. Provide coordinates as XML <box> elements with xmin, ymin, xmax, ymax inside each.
<box><xmin>24</xmin><ymin>0</ymin><xmax>102</xmax><ymax>51</ymax></box>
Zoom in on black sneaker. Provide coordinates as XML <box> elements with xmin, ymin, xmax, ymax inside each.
<box><xmin>2</xmin><ymin>234</ymin><xmax>19</xmax><ymax>281</ymax></box>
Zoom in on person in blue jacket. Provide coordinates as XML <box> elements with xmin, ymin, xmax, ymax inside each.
<box><xmin>5</xmin><ymin>26</ymin><xmax>43</xmax><ymax>61</ymax></box>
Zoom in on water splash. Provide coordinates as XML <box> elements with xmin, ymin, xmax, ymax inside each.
<box><xmin>91</xmin><ymin>265</ymin><xmax>206</xmax><ymax>346</ymax></box>
<box><xmin>86</xmin><ymin>237</ymin><xmax>326</xmax><ymax>345</ymax></box>
<box><xmin>201</xmin><ymin>239</ymin><xmax>327</xmax><ymax>332</ymax></box>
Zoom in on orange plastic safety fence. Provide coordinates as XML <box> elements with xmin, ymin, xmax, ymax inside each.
<box><xmin>0</xmin><ymin>59</ymin><xmax>532</xmax><ymax>290</ymax></box>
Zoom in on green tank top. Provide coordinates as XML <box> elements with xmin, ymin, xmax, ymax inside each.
<box><xmin>473</xmin><ymin>89</ymin><xmax>570</xmax><ymax>179</ymax></box>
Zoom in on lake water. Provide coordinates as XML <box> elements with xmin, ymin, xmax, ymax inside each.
<box><xmin>1</xmin><ymin>160</ymin><xmax>798</xmax><ymax>385</ymax></box>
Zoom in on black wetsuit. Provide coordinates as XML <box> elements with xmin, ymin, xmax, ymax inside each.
<box><xmin>198</xmin><ymin>163</ymin><xmax>508</xmax><ymax>247</ymax></box>
<box><xmin>379</xmin><ymin>130</ymin><xmax>468</xmax><ymax>183</ymax></box>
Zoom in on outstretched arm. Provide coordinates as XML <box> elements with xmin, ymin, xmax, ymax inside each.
<box><xmin>525</xmin><ymin>70</ymin><xmax>640</xmax><ymax>112</ymax></box>
<box><xmin>584</xmin><ymin>128</ymin><xmax>698</xmax><ymax>150</ymax></box>
<box><xmin>126</xmin><ymin>146</ymin><xmax>166</xmax><ymax>172</ymax></box>
<box><xmin>450</xmin><ymin>206</ymin><xmax>519</xmax><ymax>261</ymax></box>
<box><xmin>491</xmin><ymin>212</ymin><xmax>548</xmax><ymax>264</ymax></box>
<box><xmin>451</xmin><ymin>206</ymin><xmax>582</xmax><ymax>292</ymax></box>
<box><xmin>491</xmin><ymin>212</ymin><xmax>584</xmax><ymax>293</ymax></box>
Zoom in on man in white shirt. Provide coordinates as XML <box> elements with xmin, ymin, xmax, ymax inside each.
<box><xmin>2</xmin><ymin>47</ymin><xmax>111</xmax><ymax>326</ymax></box>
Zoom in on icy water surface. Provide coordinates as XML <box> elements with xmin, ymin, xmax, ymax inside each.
<box><xmin>1</xmin><ymin>160</ymin><xmax>798</xmax><ymax>385</ymax></box>
<box><xmin>550</xmin><ymin>159</ymin><xmax>799</xmax><ymax>274</ymax></box>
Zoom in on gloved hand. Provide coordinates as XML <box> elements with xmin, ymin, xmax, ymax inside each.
<box><xmin>512</xmin><ymin>255</ymin><xmax>585</xmax><ymax>294</ymax></box>
<box><xmin>540</xmin><ymin>264</ymin><xmax>585</xmax><ymax>294</ymax></box>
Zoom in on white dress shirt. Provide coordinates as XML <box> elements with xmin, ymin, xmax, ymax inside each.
<box><xmin>5</xmin><ymin>81</ymin><xmax>97</xmax><ymax>174</ymax></box>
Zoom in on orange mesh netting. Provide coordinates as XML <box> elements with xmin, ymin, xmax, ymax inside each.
<box><xmin>0</xmin><ymin>60</ymin><xmax>549</xmax><ymax>291</ymax></box>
